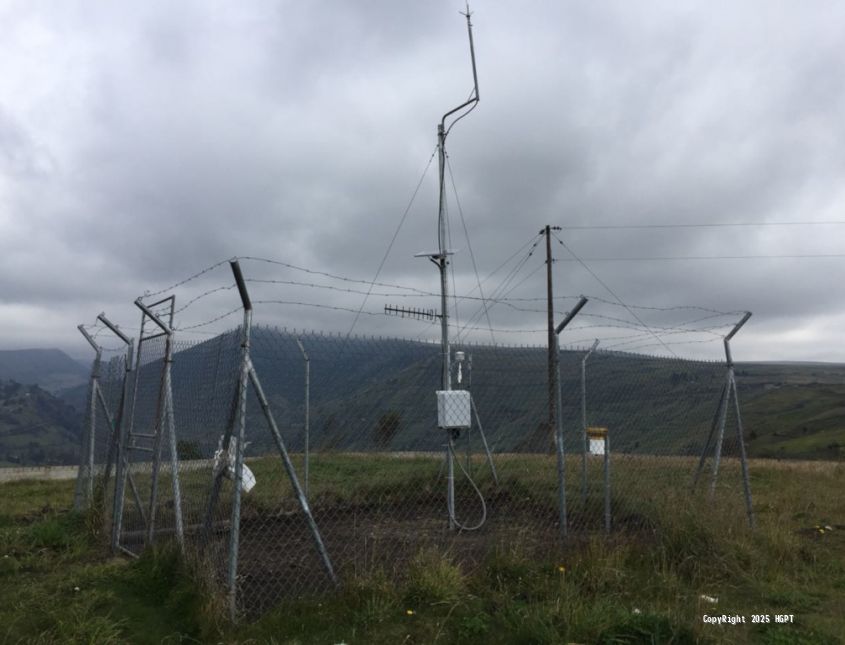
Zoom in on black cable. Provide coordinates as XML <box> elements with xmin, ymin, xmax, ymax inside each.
<box><xmin>561</xmin><ymin>220</ymin><xmax>845</xmax><ymax>230</ymax></box>
<box><xmin>552</xmin><ymin>232</ymin><xmax>680</xmax><ymax>358</ymax></box>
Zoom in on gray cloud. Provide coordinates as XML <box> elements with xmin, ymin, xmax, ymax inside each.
<box><xmin>1</xmin><ymin>1</ymin><xmax>845</xmax><ymax>361</ymax></box>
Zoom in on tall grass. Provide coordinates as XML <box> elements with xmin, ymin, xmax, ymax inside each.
<box><xmin>1</xmin><ymin>455</ymin><xmax>842</xmax><ymax>643</ymax></box>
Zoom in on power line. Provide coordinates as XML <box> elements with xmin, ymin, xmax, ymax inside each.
<box><xmin>456</xmin><ymin>236</ymin><xmax>543</xmax><ymax>340</ymax></box>
<box><xmin>552</xmin><ymin>232</ymin><xmax>680</xmax><ymax>358</ymax></box>
<box><xmin>555</xmin><ymin>253</ymin><xmax>845</xmax><ymax>262</ymax></box>
<box><xmin>344</xmin><ymin>147</ymin><xmax>438</xmax><ymax>340</ymax></box>
<box><xmin>561</xmin><ymin>220</ymin><xmax>845</xmax><ymax>230</ymax></box>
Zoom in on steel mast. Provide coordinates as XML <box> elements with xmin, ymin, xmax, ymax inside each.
<box><xmin>433</xmin><ymin>4</ymin><xmax>480</xmax><ymax>391</ymax></box>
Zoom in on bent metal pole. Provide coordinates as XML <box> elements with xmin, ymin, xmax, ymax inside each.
<box><xmin>553</xmin><ymin>296</ymin><xmax>588</xmax><ymax>537</ymax></box>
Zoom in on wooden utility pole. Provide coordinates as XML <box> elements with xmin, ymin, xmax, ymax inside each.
<box><xmin>543</xmin><ymin>225</ymin><xmax>561</xmax><ymax>438</ymax></box>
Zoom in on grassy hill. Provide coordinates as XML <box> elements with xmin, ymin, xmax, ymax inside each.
<box><xmin>145</xmin><ymin>328</ymin><xmax>845</xmax><ymax>462</ymax></box>
<box><xmin>0</xmin><ymin>380</ymin><xmax>83</xmax><ymax>466</ymax></box>
<box><xmin>7</xmin><ymin>330</ymin><xmax>844</xmax><ymax>467</ymax></box>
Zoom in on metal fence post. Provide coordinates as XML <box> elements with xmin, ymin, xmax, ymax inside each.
<box><xmin>112</xmin><ymin>305</ymin><xmax>150</xmax><ymax>551</ymax></box>
<box><xmin>731</xmin><ymin>372</ymin><xmax>755</xmax><ymax>528</ymax></box>
<box><xmin>604</xmin><ymin>431</ymin><xmax>611</xmax><ymax>533</ymax></box>
<box><xmin>224</xmin><ymin>260</ymin><xmax>338</xmax><ymax>620</ymax></box>
<box><xmin>553</xmin><ymin>296</ymin><xmax>588</xmax><ymax>537</ymax></box>
<box><xmin>74</xmin><ymin>325</ymin><xmax>102</xmax><ymax>511</ymax></box>
<box><xmin>581</xmin><ymin>339</ymin><xmax>599</xmax><ymax>505</ymax></box>
<box><xmin>296</xmin><ymin>339</ymin><xmax>311</xmax><ymax>498</ymax></box>
<box><xmin>95</xmin><ymin>314</ymin><xmax>134</xmax><ymax>534</ymax></box>
<box><xmin>227</xmin><ymin>305</ymin><xmax>251</xmax><ymax>622</ymax></box>
<box><xmin>134</xmin><ymin>299</ymin><xmax>184</xmax><ymax>548</ymax></box>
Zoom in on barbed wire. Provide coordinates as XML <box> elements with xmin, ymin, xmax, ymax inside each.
<box><xmin>173</xmin><ymin>284</ymin><xmax>236</xmax><ymax>315</ymax></box>
<box><xmin>140</xmin><ymin>259</ymin><xmax>232</xmax><ymax>301</ymax></box>
<box><xmin>79</xmin><ymin>323</ymin><xmax>130</xmax><ymax>352</ymax></box>
<box><xmin>565</xmin><ymin>321</ymin><xmax>735</xmax><ymax>341</ymax></box>
<box><xmin>552</xmin><ymin>232</ymin><xmax>680</xmax><ymax>359</ymax></box>
<box><xmin>454</xmin><ymin>234</ymin><xmax>544</xmax><ymax>335</ymax></box>
<box><xmin>607</xmin><ymin>336</ymin><xmax>726</xmax><ymax>353</ymax></box>
<box><xmin>579</xmin><ymin>294</ymin><xmax>743</xmax><ymax>316</ymax></box>
<box><xmin>174</xmin><ymin>306</ymin><xmax>244</xmax><ymax>331</ymax></box>
<box><xmin>456</xmin><ymin>253</ymin><xmax>545</xmax><ymax>342</ymax></box>
<box><xmin>252</xmin><ymin>299</ymin><xmax>387</xmax><ymax>318</ymax></box>
<box><xmin>576</xmin><ymin>312</ymin><xmax>737</xmax><ymax>336</ymax></box>
<box><xmin>240</xmin><ymin>256</ymin><xmax>434</xmax><ymax>296</ymax></box>
<box><xmin>344</xmin><ymin>146</ymin><xmax>439</xmax><ymax>341</ymax></box>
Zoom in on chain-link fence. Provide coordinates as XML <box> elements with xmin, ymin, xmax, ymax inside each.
<box><xmin>75</xmin><ymin>321</ymin><xmax>752</xmax><ymax>618</ymax></box>
<box><xmin>72</xmin><ymin>349</ymin><xmax>127</xmax><ymax>513</ymax></box>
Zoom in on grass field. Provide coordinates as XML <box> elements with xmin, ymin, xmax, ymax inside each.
<box><xmin>1</xmin><ymin>455</ymin><xmax>843</xmax><ymax>644</ymax></box>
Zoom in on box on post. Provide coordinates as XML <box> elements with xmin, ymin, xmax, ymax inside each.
<box><xmin>587</xmin><ymin>426</ymin><xmax>608</xmax><ymax>456</ymax></box>
<box><xmin>436</xmin><ymin>390</ymin><xmax>472</xmax><ymax>429</ymax></box>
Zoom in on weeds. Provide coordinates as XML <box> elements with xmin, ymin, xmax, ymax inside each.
<box><xmin>1</xmin><ymin>456</ymin><xmax>843</xmax><ymax>643</ymax></box>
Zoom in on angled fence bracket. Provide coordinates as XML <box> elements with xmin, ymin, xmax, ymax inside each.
<box><xmin>691</xmin><ymin>311</ymin><xmax>755</xmax><ymax>528</ymax></box>
<box><xmin>553</xmin><ymin>296</ymin><xmax>589</xmax><ymax>537</ymax></box>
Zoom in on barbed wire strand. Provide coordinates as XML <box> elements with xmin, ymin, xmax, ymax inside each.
<box><xmin>552</xmin><ymin>231</ymin><xmax>680</xmax><ymax>359</ymax></box>
<box><xmin>140</xmin><ymin>259</ymin><xmax>232</xmax><ymax>301</ymax></box>
<box><xmin>456</xmin><ymin>238</ymin><xmax>544</xmax><ymax>341</ymax></box>
<box><xmin>343</xmin><ymin>147</ymin><xmax>438</xmax><ymax>341</ymax></box>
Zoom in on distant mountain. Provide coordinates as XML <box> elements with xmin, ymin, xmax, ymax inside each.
<box><xmin>0</xmin><ymin>380</ymin><xmax>83</xmax><ymax>466</ymax></box>
<box><xmin>0</xmin><ymin>349</ymin><xmax>89</xmax><ymax>392</ymax></box>
<box><xmin>91</xmin><ymin>327</ymin><xmax>843</xmax><ymax>463</ymax></box>
<box><xmin>41</xmin><ymin>328</ymin><xmax>845</xmax><ymax>467</ymax></box>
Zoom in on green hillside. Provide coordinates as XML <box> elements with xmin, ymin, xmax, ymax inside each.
<box><xmin>0</xmin><ymin>380</ymin><xmax>83</xmax><ymax>466</ymax></box>
<box><xmin>10</xmin><ymin>332</ymin><xmax>845</xmax><ymax>467</ymax></box>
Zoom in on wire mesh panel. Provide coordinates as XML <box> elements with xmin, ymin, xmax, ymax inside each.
<box><xmin>170</xmin><ymin>331</ymin><xmax>242</xmax><ymax>593</ymax></box>
<box><xmin>560</xmin><ymin>348</ymin><xmax>727</xmax><ymax>534</ymax></box>
<box><xmin>73</xmin><ymin>349</ymin><xmax>127</xmax><ymax>520</ymax></box>
<box><xmin>116</xmin><ymin>335</ymin><xmax>172</xmax><ymax>554</ymax></box>
<box><xmin>103</xmin><ymin>323</ymin><xmax>752</xmax><ymax>618</ymax></box>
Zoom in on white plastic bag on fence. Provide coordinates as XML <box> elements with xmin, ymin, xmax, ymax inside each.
<box><xmin>212</xmin><ymin>436</ymin><xmax>256</xmax><ymax>493</ymax></box>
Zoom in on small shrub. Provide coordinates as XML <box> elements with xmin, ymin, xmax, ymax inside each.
<box><xmin>28</xmin><ymin>513</ymin><xmax>86</xmax><ymax>552</ymax></box>
<box><xmin>404</xmin><ymin>549</ymin><xmax>464</xmax><ymax>605</ymax></box>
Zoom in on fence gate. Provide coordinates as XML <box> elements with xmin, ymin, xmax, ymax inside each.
<box><xmin>113</xmin><ymin>296</ymin><xmax>185</xmax><ymax>555</ymax></box>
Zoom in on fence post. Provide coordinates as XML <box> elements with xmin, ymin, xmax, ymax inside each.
<box><xmin>134</xmin><ymin>298</ymin><xmax>184</xmax><ymax>549</ymax></box>
<box><xmin>694</xmin><ymin>311</ymin><xmax>754</xmax><ymax>528</ymax></box>
<box><xmin>553</xmin><ymin>296</ymin><xmax>588</xmax><ymax>537</ymax></box>
<box><xmin>74</xmin><ymin>325</ymin><xmax>102</xmax><ymax>511</ymax></box>
<box><xmin>581</xmin><ymin>339</ymin><xmax>599</xmax><ymax>505</ymax></box>
<box><xmin>94</xmin><ymin>314</ymin><xmax>134</xmax><ymax>537</ymax></box>
<box><xmin>296</xmin><ymin>339</ymin><xmax>311</xmax><ymax>498</ymax></box>
<box><xmin>224</xmin><ymin>260</ymin><xmax>338</xmax><ymax>621</ymax></box>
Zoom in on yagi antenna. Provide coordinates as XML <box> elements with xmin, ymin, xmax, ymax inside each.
<box><xmin>384</xmin><ymin>304</ymin><xmax>440</xmax><ymax>321</ymax></box>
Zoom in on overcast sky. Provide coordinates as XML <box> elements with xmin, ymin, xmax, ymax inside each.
<box><xmin>2</xmin><ymin>1</ymin><xmax>845</xmax><ymax>362</ymax></box>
